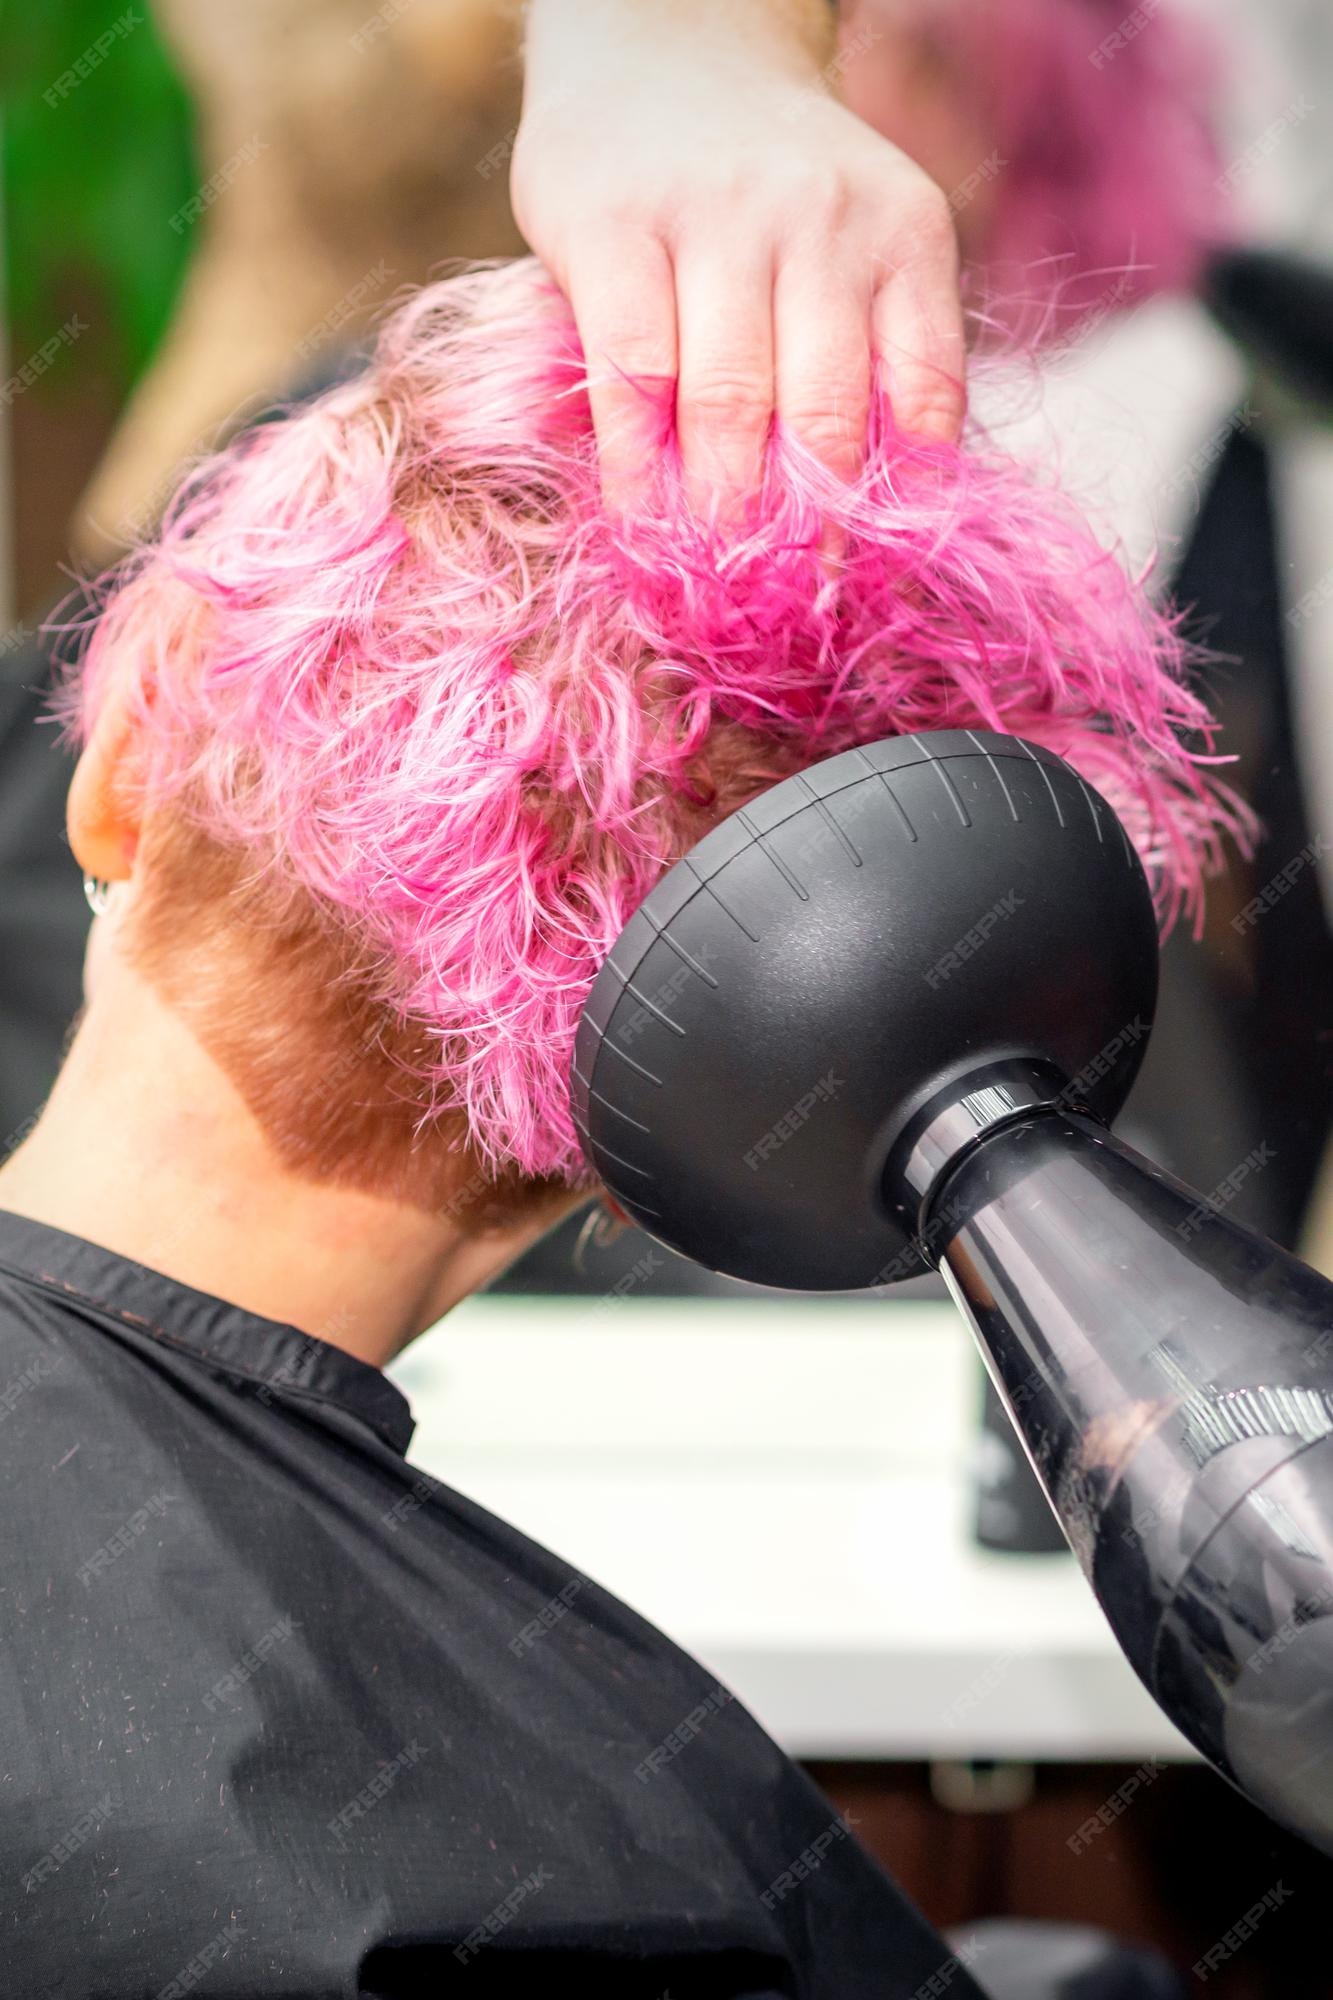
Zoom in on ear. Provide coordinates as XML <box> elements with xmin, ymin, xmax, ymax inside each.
<box><xmin>67</xmin><ymin>666</ymin><xmax>144</xmax><ymax>882</ymax></box>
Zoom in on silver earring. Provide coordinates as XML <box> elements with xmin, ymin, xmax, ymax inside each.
<box><xmin>83</xmin><ymin>876</ymin><xmax>112</xmax><ymax>917</ymax></box>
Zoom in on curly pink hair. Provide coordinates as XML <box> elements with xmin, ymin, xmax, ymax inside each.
<box><xmin>72</xmin><ymin>259</ymin><xmax>1245</xmax><ymax>1185</ymax></box>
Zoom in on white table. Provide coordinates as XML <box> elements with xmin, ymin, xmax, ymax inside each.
<box><xmin>390</xmin><ymin>1296</ymin><xmax>1195</xmax><ymax>1764</ymax></box>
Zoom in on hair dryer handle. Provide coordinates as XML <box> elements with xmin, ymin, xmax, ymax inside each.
<box><xmin>933</xmin><ymin>1109</ymin><xmax>1333</xmax><ymax>1855</ymax></box>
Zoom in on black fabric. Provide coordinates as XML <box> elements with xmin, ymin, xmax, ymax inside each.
<box><xmin>0</xmin><ymin>1208</ymin><xmax>981</xmax><ymax>2000</ymax></box>
<box><xmin>1136</xmin><ymin>420</ymin><xmax>1333</xmax><ymax>1245</ymax></box>
<box><xmin>0</xmin><ymin>631</ymin><xmax>89</xmax><ymax>1151</ymax></box>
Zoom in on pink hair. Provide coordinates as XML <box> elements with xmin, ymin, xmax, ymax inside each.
<box><xmin>72</xmin><ymin>259</ymin><xmax>1246</xmax><ymax>1181</ymax></box>
<box><xmin>880</xmin><ymin>0</ymin><xmax>1235</xmax><ymax>340</ymax></box>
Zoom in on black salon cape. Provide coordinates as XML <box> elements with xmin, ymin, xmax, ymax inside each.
<box><xmin>0</xmin><ymin>1211</ymin><xmax>981</xmax><ymax>2000</ymax></box>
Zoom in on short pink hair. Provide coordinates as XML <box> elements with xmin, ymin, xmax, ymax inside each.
<box><xmin>74</xmin><ymin>260</ymin><xmax>1244</xmax><ymax>1183</ymax></box>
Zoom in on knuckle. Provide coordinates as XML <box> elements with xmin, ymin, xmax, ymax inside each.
<box><xmin>893</xmin><ymin>376</ymin><xmax>965</xmax><ymax>441</ymax></box>
<box><xmin>786</xmin><ymin>403</ymin><xmax>863</xmax><ymax>466</ymax></box>
<box><xmin>681</xmin><ymin>370</ymin><xmax>772</xmax><ymax>429</ymax></box>
<box><xmin>902</xmin><ymin>185</ymin><xmax>959</xmax><ymax>264</ymax></box>
<box><xmin>598</xmin><ymin>331</ymin><xmax>675</xmax><ymax>380</ymax></box>
<box><xmin>797</xmin><ymin>168</ymin><xmax>857</xmax><ymax>233</ymax></box>
<box><xmin>778</xmin><ymin>167</ymin><xmax>857</xmax><ymax>241</ymax></box>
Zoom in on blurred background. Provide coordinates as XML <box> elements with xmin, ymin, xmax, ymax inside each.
<box><xmin>3</xmin><ymin>1</ymin><xmax>1332</xmax><ymax>1990</ymax></box>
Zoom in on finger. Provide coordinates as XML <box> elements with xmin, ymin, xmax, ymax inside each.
<box><xmin>568</xmin><ymin>230</ymin><xmax>678</xmax><ymax>509</ymax></box>
<box><xmin>674</xmin><ymin>245</ymin><xmax>775</xmax><ymax>520</ymax></box>
<box><xmin>773</xmin><ymin>252</ymin><xmax>873</xmax><ymax>485</ymax></box>
<box><xmin>871</xmin><ymin>216</ymin><xmax>966</xmax><ymax>444</ymax></box>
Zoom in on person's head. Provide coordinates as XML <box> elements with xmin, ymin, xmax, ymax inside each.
<box><xmin>64</xmin><ymin>257</ymin><xmax>1240</xmax><ymax>1240</ymax></box>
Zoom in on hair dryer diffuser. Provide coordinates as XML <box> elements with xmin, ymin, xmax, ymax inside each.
<box><xmin>572</xmin><ymin>729</ymin><xmax>1333</xmax><ymax>1856</ymax></box>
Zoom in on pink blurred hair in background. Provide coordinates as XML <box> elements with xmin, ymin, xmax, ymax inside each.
<box><xmin>68</xmin><ymin>260</ymin><xmax>1247</xmax><ymax>1182</ymax></box>
<box><xmin>842</xmin><ymin>0</ymin><xmax>1236</xmax><ymax>343</ymax></box>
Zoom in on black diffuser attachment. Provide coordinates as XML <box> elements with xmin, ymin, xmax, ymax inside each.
<box><xmin>573</xmin><ymin>729</ymin><xmax>1157</xmax><ymax>1290</ymax></box>
<box><xmin>572</xmin><ymin>729</ymin><xmax>1333</xmax><ymax>1856</ymax></box>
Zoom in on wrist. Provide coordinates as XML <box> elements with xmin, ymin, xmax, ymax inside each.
<box><xmin>521</xmin><ymin>0</ymin><xmax>835</xmax><ymax>103</ymax></box>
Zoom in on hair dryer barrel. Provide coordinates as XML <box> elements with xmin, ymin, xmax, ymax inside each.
<box><xmin>933</xmin><ymin>1108</ymin><xmax>1333</xmax><ymax>1854</ymax></box>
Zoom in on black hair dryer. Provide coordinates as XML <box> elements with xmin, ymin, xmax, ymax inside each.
<box><xmin>572</xmin><ymin>730</ymin><xmax>1333</xmax><ymax>1855</ymax></box>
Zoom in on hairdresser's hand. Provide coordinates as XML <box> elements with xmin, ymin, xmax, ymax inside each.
<box><xmin>512</xmin><ymin>0</ymin><xmax>965</xmax><ymax>513</ymax></box>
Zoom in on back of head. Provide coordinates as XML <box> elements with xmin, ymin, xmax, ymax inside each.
<box><xmin>67</xmin><ymin>258</ymin><xmax>1243</xmax><ymax>1216</ymax></box>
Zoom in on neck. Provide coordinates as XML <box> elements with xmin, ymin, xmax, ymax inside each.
<box><xmin>0</xmin><ymin>957</ymin><xmax>544</xmax><ymax>1371</ymax></box>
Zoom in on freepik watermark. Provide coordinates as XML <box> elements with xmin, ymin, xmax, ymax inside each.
<box><xmin>155</xmin><ymin>1918</ymin><xmax>245</xmax><ymax>1999</ymax></box>
<box><xmin>1118</xmin><ymin>1457</ymin><xmax>1300</xmax><ymax>1554</ymax></box>
<box><xmin>589</xmin><ymin>1248</ymin><xmax>664</xmax><ymax>1313</ymax></box>
<box><xmin>351</xmin><ymin>0</ymin><xmax>419</xmax><ymax>57</ymax></box>
<box><xmin>168</xmin><ymin>136</ymin><xmax>268</xmax><ymax>235</ymax></box>
<box><xmin>820</xmin><ymin>19</ymin><xmax>884</xmax><ymax>96</ymax></box>
<box><xmin>1</xmin><ymin>317</ymin><xmax>88</xmax><ymax>407</ymax></box>
<box><xmin>114</xmin><ymin>465</ymin><xmax>185</xmax><ymax>549</ymax></box>
<box><xmin>76</xmin><ymin>1491</ymin><xmax>174</xmax><ymax>1587</ymax></box>
<box><xmin>1067</xmin><ymin>1758</ymin><xmax>1164</xmax><ymax>1853</ymax></box>
<box><xmin>327</xmin><ymin>1741</ymin><xmax>427</xmax><ymax>1838</ymax></box>
<box><xmin>253</xmin><ymin>1311</ymin><xmax>358</xmax><ymax>1410</ymax></box>
<box><xmin>635</xmin><ymin>1684</ymin><xmax>734</xmax><ymax>1783</ymax></box>
<box><xmin>383</xmin><ymin>1473</ymin><xmax>434</xmax><ymax>1533</ymax></box>
<box><xmin>1304</xmin><ymin>1325</ymin><xmax>1333</xmax><ymax>1369</ymax></box>
<box><xmin>1055</xmin><ymin>1015</ymin><xmax>1151</xmax><ymax>1111</ymax></box>
<box><xmin>1160</xmin><ymin>404</ymin><xmax>1257</xmax><ymax>503</ymax></box>
<box><xmin>1089</xmin><ymin>1</ymin><xmax>1162</xmax><ymax>70</ymax></box>
<box><xmin>21</xmin><ymin>1794</ymin><xmax>116</xmax><ymax>1892</ymax></box>
<box><xmin>1006</xmin><ymin>1353</ymin><xmax>1062</xmax><ymax>1417</ymax></box>
<box><xmin>946</xmin><ymin>152</ymin><xmax>1006</xmax><ymax>218</ymax></box>
<box><xmin>476</xmin><ymin>82</ymin><xmax>576</xmax><ymax>182</ymax></box>
<box><xmin>1</xmin><ymin>1107</ymin><xmax>40</xmax><ymax>1162</ymax></box>
<box><xmin>202</xmin><ymin>1615</ymin><xmax>301</xmax><ymax>1712</ymax></box>
<box><xmin>1046</xmin><ymin>273</ymin><xmax>1148</xmax><ymax>370</ymax></box>
<box><xmin>1121</xmin><ymin>1486</ymin><xmax>1177</xmax><ymax>1551</ymax></box>
<box><xmin>294</xmin><ymin>262</ymin><xmax>394</xmax><ymax>362</ymax></box>
<box><xmin>911</xmin><ymin>1939</ymin><xmax>984</xmax><ymax>2000</ymax></box>
<box><xmin>870</xmin><ymin>1186</ymin><xmax>976</xmax><ymax>1285</ymax></box>
<box><xmin>454</xmin><ymin>1867</ymin><xmax>553</xmax><ymax>1964</ymax></box>
<box><xmin>1232</xmin><ymin>838</ymin><xmax>1330</xmax><ymax>933</ymax></box>
<box><xmin>510</xmin><ymin>1576</ymin><xmax>589</xmax><ymax>1658</ymax></box>
<box><xmin>924</xmin><ymin>891</ymin><xmax>1024</xmax><ymax>989</ymax></box>
<box><xmin>1176</xmin><ymin>1143</ymin><xmax>1275</xmax><ymax>1241</ymax></box>
<box><xmin>759</xmin><ymin>1812</ymin><xmax>860</xmax><ymax>1909</ymax></box>
<box><xmin>1216</xmin><ymin>97</ymin><xmax>1313</xmax><ymax>195</ymax></box>
<box><xmin>438</xmin><ymin>1164</ymin><xmax>495</xmax><ymax>1225</ymax></box>
<box><xmin>773</xmin><ymin>19</ymin><xmax>884</xmax><ymax>125</ymax></box>
<box><xmin>616</xmin><ymin>947</ymin><xmax>717</xmax><ymax>1047</ymax></box>
<box><xmin>1247</xmin><ymin>1588</ymin><xmax>1333</xmax><ymax>1677</ymax></box>
<box><xmin>43</xmin><ymin>10</ymin><xmax>142</xmax><ymax>104</ymax></box>
<box><xmin>855</xmin><ymin>1114</ymin><xmax>1115</xmax><ymax>1288</ymax></box>
<box><xmin>940</xmin><ymin>1649</ymin><xmax>1026</xmax><ymax>1729</ymax></box>
<box><xmin>743</xmin><ymin>1070</ymin><xmax>843</xmax><ymax>1171</ymax></box>
<box><xmin>0</xmin><ymin>1348</ymin><xmax>61</xmax><ymax>1425</ymax></box>
<box><xmin>1193</xmin><ymin>1882</ymin><xmax>1294</xmax><ymax>1981</ymax></box>
<box><xmin>1289</xmin><ymin>572</ymin><xmax>1333</xmax><ymax>632</ymax></box>
<box><xmin>477</xmin><ymin>121</ymin><xmax>523</xmax><ymax>183</ymax></box>
<box><xmin>718</xmin><ymin>1008</ymin><xmax>1140</xmax><ymax>1272</ymax></box>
